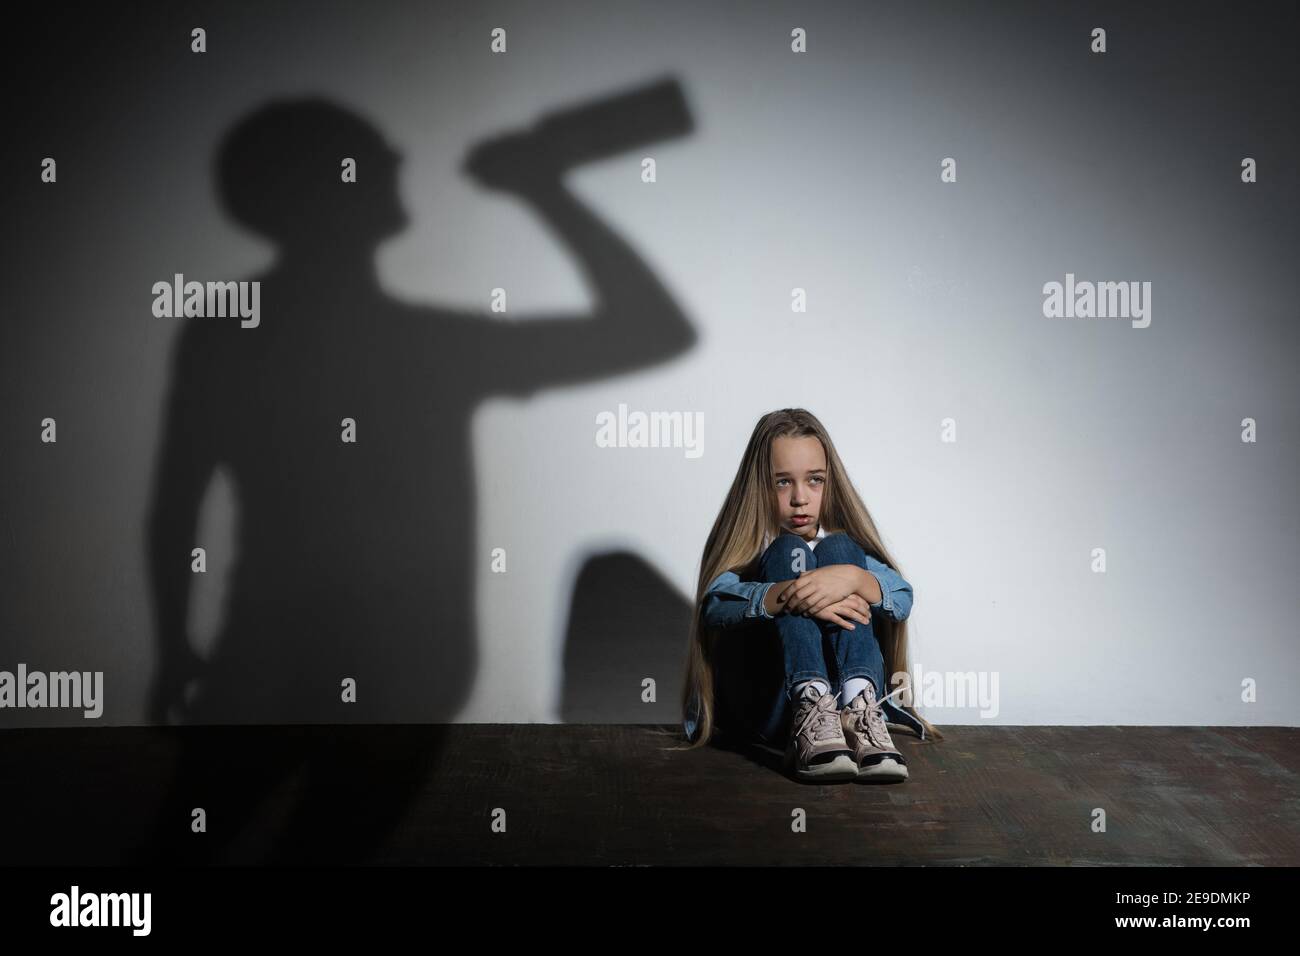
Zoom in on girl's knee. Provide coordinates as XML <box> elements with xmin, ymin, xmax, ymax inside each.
<box><xmin>814</xmin><ymin>531</ymin><xmax>865</xmax><ymax>564</ymax></box>
<box><xmin>760</xmin><ymin>532</ymin><xmax>815</xmax><ymax>577</ymax></box>
<box><xmin>768</xmin><ymin>531</ymin><xmax>810</xmax><ymax>553</ymax></box>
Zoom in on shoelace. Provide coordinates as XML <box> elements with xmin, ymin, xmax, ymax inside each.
<box><xmin>854</xmin><ymin>684</ymin><xmax>907</xmax><ymax>748</ymax></box>
<box><xmin>793</xmin><ymin>691</ymin><xmax>844</xmax><ymax>744</ymax></box>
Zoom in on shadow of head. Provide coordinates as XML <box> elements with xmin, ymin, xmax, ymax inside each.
<box><xmin>214</xmin><ymin>97</ymin><xmax>409</xmax><ymax>249</ymax></box>
<box><xmin>560</xmin><ymin>550</ymin><xmax>695</xmax><ymax>724</ymax></box>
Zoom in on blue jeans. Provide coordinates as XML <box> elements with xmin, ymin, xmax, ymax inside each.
<box><xmin>713</xmin><ymin>532</ymin><xmax>887</xmax><ymax>746</ymax></box>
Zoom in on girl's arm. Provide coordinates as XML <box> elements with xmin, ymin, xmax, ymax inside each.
<box><xmin>859</xmin><ymin>555</ymin><xmax>914</xmax><ymax>622</ymax></box>
<box><xmin>701</xmin><ymin>571</ymin><xmax>776</xmax><ymax>629</ymax></box>
<box><xmin>761</xmin><ymin>581</ymin><xmax>789</xmax><ymax>618</ymax></box>
<box><xmin>762</xmin><ymin>558</ymin><xmax>914</xmax><ymax>623</ymax></box>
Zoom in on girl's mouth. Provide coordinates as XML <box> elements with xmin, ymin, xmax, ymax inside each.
<box><xmin>790</xmin><ymin>515</ymin><xmax>812</xmax><ymax>526</ymax></box>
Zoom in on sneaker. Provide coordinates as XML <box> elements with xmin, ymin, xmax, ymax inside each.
<box><xmin>784</xmin><ymin>684</ymin><xmax>858</xmax><ymax>782</ymax></box>
<box><xmin>841</xmin><ymin>683</ymin><xmax>909</xmax><ymax>782</ymax></box>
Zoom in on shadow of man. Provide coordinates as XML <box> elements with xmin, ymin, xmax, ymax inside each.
<box><xmin>139</xmin><ymin>88</ymin><xmax>697</xmax><ymax>863</ymax></box>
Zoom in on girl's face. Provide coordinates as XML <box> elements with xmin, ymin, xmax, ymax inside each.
<box><xmin>770</xmin><ymin>435</ymin><xmax>827</xmax><ymax>540</ymax></box>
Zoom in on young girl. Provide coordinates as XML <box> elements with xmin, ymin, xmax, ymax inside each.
<box><xmin>680</xmin><ymin>408</ymin><xmax>943</xmax><ymax>782</ymax></box>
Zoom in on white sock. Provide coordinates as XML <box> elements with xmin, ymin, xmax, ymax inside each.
<box><xmin>841</xmin><ymin>676</ymin><xmax>871</xmax><ymax>706</ymax></box>
<box><xmin>794</xmin><ymin>679</ymin><xmax>830</xmax><ymax>701</ymax></box>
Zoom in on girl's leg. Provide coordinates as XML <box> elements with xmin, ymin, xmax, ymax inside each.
<box><xmin>807</xmin><ymin>532</ymin><xmax>887</xmax><ymax>705</ymax></box>
<box><xmin>753</xmin><ymin>532</ymin><xmax>834</xmax><ymax>742</ymax></box>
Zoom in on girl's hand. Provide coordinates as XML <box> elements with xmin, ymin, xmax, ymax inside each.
<box><xmin>811</xmin><ymin>593</ymin><xmax>873</xmax><ymax>630</ymax></box>
<box><xmin>777</xmin><ymin>566</ymin><xmax>863</xmax><ymax>617</ymax></box>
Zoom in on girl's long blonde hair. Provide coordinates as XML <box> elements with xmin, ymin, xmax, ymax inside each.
<box><xmin>678</xmin><ymin>408</ymin><xmax>944</xmax><ymax>748</ymax></box>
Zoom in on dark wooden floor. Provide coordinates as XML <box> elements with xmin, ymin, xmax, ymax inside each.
<box><xmin>1</xmin><ymin>724</ymin><xmax>1296</xmax><ymax>866</ymax></box>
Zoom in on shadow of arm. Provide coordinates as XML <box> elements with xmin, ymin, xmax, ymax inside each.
<box><xmin>460</xmin><ymin>181</ymin><xmax>698</xmax><ymax>399</ymax></box>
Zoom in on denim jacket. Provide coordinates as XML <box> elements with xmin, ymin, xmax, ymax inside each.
<box><xmin>686</xmin><ymin>554</ymin><xmax>925</xmax><ymax>741</ymax></box>
<box><xmin>700</xmin><ymin>552</ymin><xmax>914</xmax><ymax>631</ymax></box>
